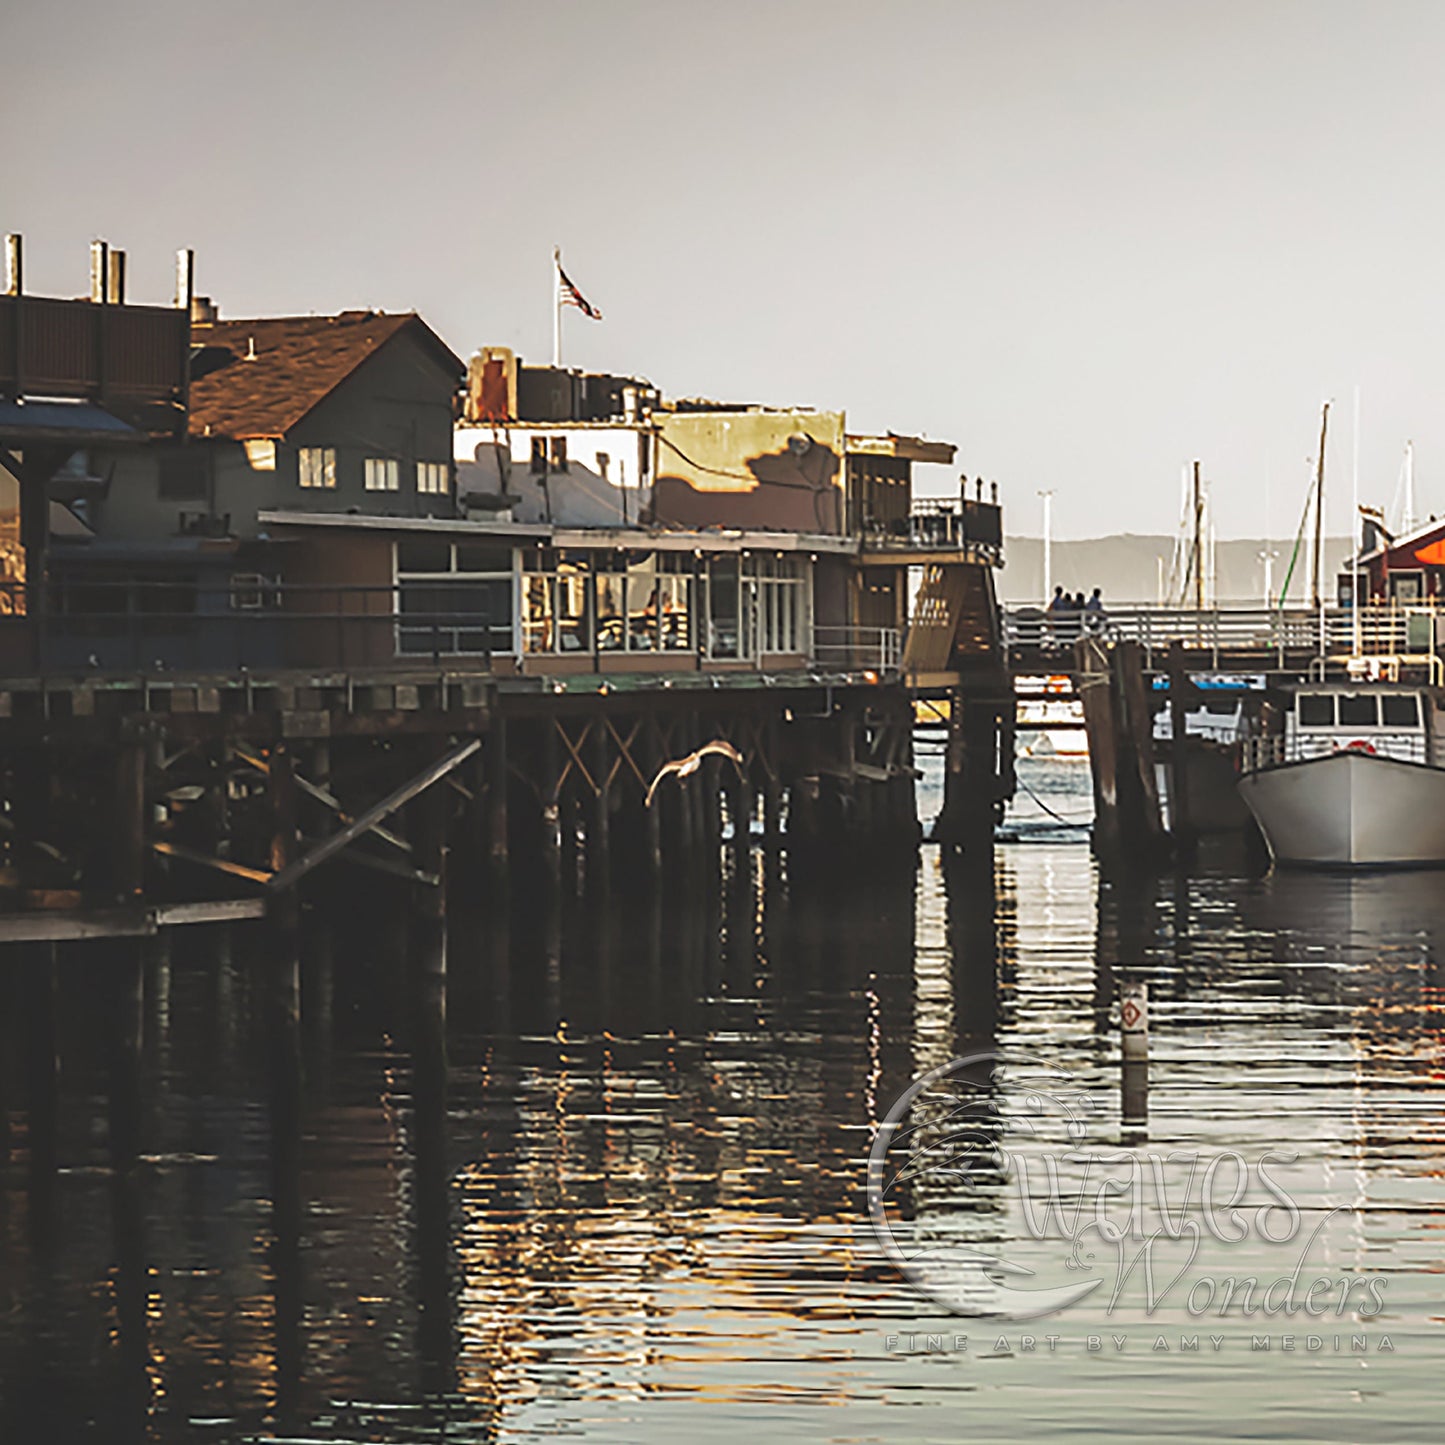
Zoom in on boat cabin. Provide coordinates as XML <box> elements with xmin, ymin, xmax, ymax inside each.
<box><xmin>1283</xmin><ymin>684</ymin><xmax>1437</xmax><ymax>765</ymax></box>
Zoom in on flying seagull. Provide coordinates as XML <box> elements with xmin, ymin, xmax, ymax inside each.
<box><xmin>645</xmin><ymin>739</ymin><xmax>745</xmax><ymax>808</ymax></box>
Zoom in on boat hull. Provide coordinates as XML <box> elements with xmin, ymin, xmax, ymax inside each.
<box><xmin>1238</xmin><ymin>751</ymin><xmax>1445</xmax><ymax>867</ymax></box>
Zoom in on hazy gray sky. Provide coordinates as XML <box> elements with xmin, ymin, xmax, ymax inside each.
<box><xmin>6</xmin><ymin>1</ymin><xmax>1445</xmax><ymax>538</ymax></box>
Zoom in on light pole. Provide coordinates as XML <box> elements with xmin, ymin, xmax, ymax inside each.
<box><xmin>1038</xmin><ymin>489</ymin><xmax>1055</xmax><ymax>604</ymax></box>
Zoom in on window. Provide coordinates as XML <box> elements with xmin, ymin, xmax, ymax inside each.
<box><xmin>550</xmin><ymin>437</ymin><xmax>569</xmax><ymax>473</ymax></box>
<box><xmin>416</xmin><ymin>461</ymin><xmax>448</xmax><ymax>495</ymax></box>
<box><xmin>1298</xmin><ymin>694</ymin><xmax>1335</xmax><ymax>727</ymax></box>
<box><xmin>1382</xmin><ymin>694</ymin><xmax>1420</xmax><ymax>727</ymax></box>
<box><xmin>365</xmin><ymin>457</ymin><xmax>399</xmax><ymax>492</ymax></box>
<box><xmin>596</xmin><ymin>451</ymin><xmax>610</xmax><ymax>481</ymax></box>
<box><xmin>523</xmin><ymin>549</ymin><xmax>593</xmax><ymax>654</ymax></box>
<box><xmin>706</xmin><ymin>556</ymin><xmax>743</xmax><ymax>659</ymax></box>
<box><xmin>298</xmin><ymin>447</ymin><xmax>336</xmax><ymax>489</ymax></box>
<box><xmin>530</xmin><ymin>438</ymin><xmax>548</xmax><ymax>475</ymax></box>
<box><xmin>394</xmin><ymin>541</ymin><xmax>513</xmax><ymax>656</ymax></box>
<box><xmin>754</xmin><ymin>554</ymin><xmax>807</xmax><ymax>655</ymax></box>
<box><xmin>1338</xmin><ymin>694</ymin><xmax>1378</xmax><ymax>727</ymax></box>
<box><xmin>230</xmin><ymin>572</ymin><xmax>281</xmax><ymax>610</ymax></box>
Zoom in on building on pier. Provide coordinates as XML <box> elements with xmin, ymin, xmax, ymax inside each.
<box><xmin>0</xmin><ymin>237</ymin><xmax>1012</xmax><ymax>932</ymax></box>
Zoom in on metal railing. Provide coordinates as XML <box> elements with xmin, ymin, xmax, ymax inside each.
<box><xmin>1003</xmin><ymin>604</ymin><xmax>1442</xmax><ymax>669</ymax></box>
<box><xmin>812</xmin><ymin>625</ymin><xmax>902</xmax><ymax>673</ymax></box>
<box><xmin>860</xmin><ymin>499</ymin><xmax>1003</xmax><ymax>558</ymax></box>
<box><xmin>1241</xmin><ymin>730</ymin><xmax>1429</xmax><ymax>771</ymax></box>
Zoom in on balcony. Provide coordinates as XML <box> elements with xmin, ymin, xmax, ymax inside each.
<box><xmin>859</xmin><ymin>498</ymin><xmax>1002</xmax><ymax>564</ymax></box>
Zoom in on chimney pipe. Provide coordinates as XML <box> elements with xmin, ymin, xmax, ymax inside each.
<box><xmin>3</xmin><ymin>235</ymin><xmax>19</xmax><ymax>297</ymax></box>
<box><xmin>106</xmin><ymin>249</ymin><xmax>126</xmax><ymax>305</ymax></box>
<box><xmin>90</xmin><ymin>239</ymin><xmax>109</xmax><ymax>303</ymax></box>
<box><xmin>175</xmin><ymin>248</ymin><xmax>194</xmax><ymax>311</ymax></box>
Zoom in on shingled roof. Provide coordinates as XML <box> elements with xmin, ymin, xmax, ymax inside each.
<box><xmin>187</xmin><ymin>311</ymin><xmax>461</xmax><ymax>440</ymax></box>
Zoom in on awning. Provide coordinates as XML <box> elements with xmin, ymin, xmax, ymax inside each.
<box><xmin>0</xmin><ymin>399</ymin><xmax>145</xmax><ymax>446</ymax></box>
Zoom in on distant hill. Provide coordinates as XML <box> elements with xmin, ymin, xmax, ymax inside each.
<box><xmin>1001</xmin><ymin>534</ymin><xmax>1353</xmax><ymax>607</ymax></box>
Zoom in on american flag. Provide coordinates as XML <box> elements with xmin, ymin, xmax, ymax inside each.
<box><xmin>556</xmin><ymin>257</ymin><xmax>602</xmax><ymax>321</ymax></box>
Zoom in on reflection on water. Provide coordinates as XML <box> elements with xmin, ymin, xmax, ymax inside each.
<box><xmin>0</xmin><ymin>761</ymin><xmax>1443</xmax><ymax>1442</ymax></box>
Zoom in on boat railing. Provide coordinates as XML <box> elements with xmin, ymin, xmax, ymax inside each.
<box><xmin>1241</xmin><ymin>729</ymin><xmax>1429</xmax><ymax>773</ymax></box>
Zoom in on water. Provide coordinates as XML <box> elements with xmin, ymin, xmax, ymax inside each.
<box><xmin>2</xmin><ymin>758</ymin><xmax>1444</xmax><ymax>1442</ymax></box>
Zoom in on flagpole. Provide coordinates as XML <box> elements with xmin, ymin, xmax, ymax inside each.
<box><xmin>552</xmin><ymin>246</ymin><xmax>562</xmax><ymax>368</ymax></box>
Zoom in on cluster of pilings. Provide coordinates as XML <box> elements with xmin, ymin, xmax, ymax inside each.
<box><xmin>0</xmin><ymin>680</ymin><xmax>967</xmax><ymax>942</ymax></box>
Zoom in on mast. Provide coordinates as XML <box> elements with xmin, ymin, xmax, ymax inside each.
<box><xmin>1310</xmin><ymin>402</ymin><xmax>1329</xmax><ymax>610</ymax></box>
<box><xmin>1404</xmin><ymin>440</ymin><xmax>1416</xmax><ymax>534</ymax></box>
<box><xmin>1192</xmin><ymin>460</ymin><xmax>1204</xmax><ymax>611</ymax></box>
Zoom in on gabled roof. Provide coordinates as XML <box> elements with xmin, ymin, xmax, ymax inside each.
<box><xmin>1358</xmin><ymin>513</ymin><xmax>1445</xmax><ymax>566</ymax></box>
<box><xmin>187</xmin><ymin>311</ymin><xmax>462</xmax><ymax>440</ymax></box>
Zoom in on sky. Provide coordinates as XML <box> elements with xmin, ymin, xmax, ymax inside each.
<box><xmin>6</xmin><ymin>0</ymin><xmax>1445</xmax><ymax>539</ymax></box>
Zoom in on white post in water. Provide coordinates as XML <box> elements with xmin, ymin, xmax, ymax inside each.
<box><xmin>1121</xmin><ymin>979</ymin><xmax>1148</xmax><ymax>1126</ymax></box>
<box><xmin>1038</xmin><ymin>489</ymin><xmax>1055</xmax><ymax>603</ymax></box>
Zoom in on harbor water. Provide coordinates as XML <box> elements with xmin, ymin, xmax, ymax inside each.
<box><xmin>2</xmin><ymin>758</ymin><xmax>1443</xmax><ymax>1442</ymax></box>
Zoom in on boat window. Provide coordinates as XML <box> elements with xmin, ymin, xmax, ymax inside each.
<box><xmin>1338</xmin><ymin>694</ymin><xmax>1378</xmax><ymax>727</ymax></box>
<box><xmin>1382</xmin><ymin>694</ymin><xmax>1421</xmax><ymax>728</ymax></box>
<box><xmin>1298</xmin><ymin>694</ymin><xmax>1334</xmax><ymax>727</ymax></box>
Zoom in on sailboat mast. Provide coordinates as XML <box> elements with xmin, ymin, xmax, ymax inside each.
<box><xmin>1310</xmin><ymin>402</ymin><xmax>1329</xmax><ymax>610</ymax></box>
<box><xmin>1193</xmin><ymin>459</ymin><xmax>1204</xmax><ymax>612</ymax></box>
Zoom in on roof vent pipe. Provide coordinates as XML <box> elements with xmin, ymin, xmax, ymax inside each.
<box><xmin>90</xmin><ymin>239</ymin><xmax>109</xmax><ymax>303</ymax></box>
<box><xmin>106</xmin><ymin>249</ymin><xmax>126</xmax><ymax>305</ymax></box>
<box><xmin>176</xmin><ymin>248</ymin><xmax>195</xmax><ymax>311</ymax></box>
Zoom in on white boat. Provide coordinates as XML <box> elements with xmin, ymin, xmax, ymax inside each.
<box><xmin>1238</xmin><ymin>683</ymin><xmax>1445</xmax><ymax>867</ymax></box>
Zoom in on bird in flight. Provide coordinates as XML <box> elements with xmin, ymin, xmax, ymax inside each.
<box><xmin>645</xmin><ymin>739</ymin><xmax>745</xmax><ymax>807</ymax></box>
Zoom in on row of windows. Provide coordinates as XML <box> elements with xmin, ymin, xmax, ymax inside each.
<box><xmin>301</xmin><ymin>448</ymin><xmax>450</xmax><ymax>494</ymax></box>
<box><xmin>1296</xmin><ymin>693</ymin><xmax>1420</xmax><ymax>728</ymax></box>
<box><xmin>392</xmin><ymin>544</ymin><xmax>810</xmax><ymax>660</ymax></box>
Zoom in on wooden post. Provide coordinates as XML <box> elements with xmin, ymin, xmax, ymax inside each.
<box><xmin>411</xmin><ymin>745</ymin><xmax>448</xmax><ymax>992</ymax></box>
<box><xmin>541</xmin><ymin>722</ymin><xmax>563</xmax><ymax>895</ymax></box>
<box><xmin>644</xmin><ymin>718</ymin><xmax>664</xmax><ymax>879</ymax></box>
<box><xmin>589</xmin><ymin>713</ymin><xmax>610</xmax><ymax>894</ymax></box>
<box><xmin>1076</xmin><ymin>635</ymin><xmax>1123</xmax><ymax>870</ymax></box>
<box><xmin>934</xmin><ymin>687</ymin><xmax>970</xmax><ymax>854</ymax></box>
<box><xmin>267</xmin><ymin>742</ymin><xmax>300</xmax><ymax>935</ymax></box>
<box><xmin>726</xmin><ymin>758</ymin><xmax>751</xmax><ymax>886</ymax></box>
<box><xmin>1121</xmin><ymin>979</ymin><xmax>1149</xmax><ymax>1128</ymax></box>
<box><xmin>486</xmin><ymin>715</ymin><xmax>509</xmax><ymax>891</ymax></box>
<box><xmin>113</xmin><ymin>735</ymin><xmax>148</xmax><ymax>901</ymax></box>
<box><xmin>1167</xmin><ymin>641</ymin><xmax>1195</xmax><ymax>857</ymax></box>
<box><xmin>1114</xmin><ymin>640</ymin><xmax>1165</xmax><ymax>853</ymax></box>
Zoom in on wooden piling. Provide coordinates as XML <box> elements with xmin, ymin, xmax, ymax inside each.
<box><xmin>589</xmin><ymin>714</ymin><xmax>610</xmax><ymax>894</ymax></box>
<box><xmin>541</xmin><ymin>722</ymin><xmax>563</xmax><ymax>895</ymax></box>
<box><xmin>1076</xmin><ymin>636</ymin><xmax>1123</xmax><ymax>868</ymax></box>
<box><xmin>486</xmin><ymin>715</ymin><xmax>509</xmax><ymax>891</ymax></box>
<box><xmin>411</xmin><ymin>744</ymin><xmax>448</xmax><ymax>992</ymax></box>
<box><xmin>1113</xmin><ymin>640</ymin><xmax>1164</xmax><ymax>851</ymax></box>
<box><xmin>112</xmin><ymin>735</ymin><xmax>147</xmax><ymax>901</ymax></box>
<box><xmin>1166</xmin><ymin>641</ymin><xmax>1195</xmax><ymax>857</ymax></box>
